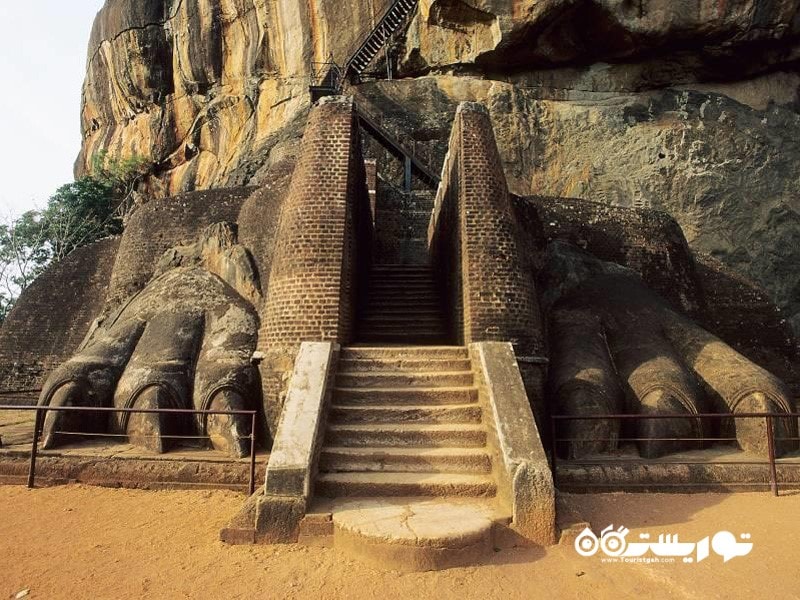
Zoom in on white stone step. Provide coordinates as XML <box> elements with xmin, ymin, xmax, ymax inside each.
<box><xmin>330</xmin><ymin>498</ymin><xmax>502</xmax><ymax>571</ymax></box>
<box><xmin>319</xmin><ymin>446</ymin><xmax>492</xmax><ymax>473</ymax></box>
<box><xmin>326</xmin><ymin>423</ymin><xmax>486</xmax><ymax>447</ymax></box>
<box><xmin>333</xmin><ymin>386</ymin><xmax>478</xmax><ymax>405</ymax></box>
<box><xmin>329</xmin><ymin>403</ymin><xmax>482</xmax><ymax>425</ymax></box>
<box><xmin>316</xmin><ymin>472</ymin><xmax>496</xmax><ymax>497</ymax></box>
<box><xmin>336</xmin><ymin>371</ymin><xmax>472</xmax><ymax>389</ymax></box>
<box><xmin>338</xmin><ymin>358</ymin><xmax>472</xmax><ymax>373</ymax></box>
<box><xmin>341</xmin><ymin>346</ymin><xmax>467</xmax><ymax>360</ymax></box>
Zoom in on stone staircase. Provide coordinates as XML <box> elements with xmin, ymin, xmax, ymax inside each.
<box><xmin>374</xmin><ymin>188</ymin><xmax>436</xmax><ymax>263</ymax></box>
<box><xmin>318</xmin><ymin>346</ymin><xmax>495</xmax><ymax>496</ymax></box>
<box><xmin>357</xmin><ymin>265</ymin><xmax>449</xmax><ymax>344</ymax></box>
<box><xmin>304</xmin><ymin>346</ymin><xmax>507</xmax><ymax>570</ymax></box>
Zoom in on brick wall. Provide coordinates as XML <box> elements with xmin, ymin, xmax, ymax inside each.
<box><xmin>693</xmin><ymin>253</ymin><xmax>797</xmax><ymax>362</ymax></box>
<box><xmin>258</xmin><ymin>96</ymin><xmax>371</xmax><ymax>434</ymax></box>
<box><xmin>520</xmin><ymin>195</ymin><xmax>703</xmax><ymax>318</ymax></box>
<box><xmin>374</xmin><ymin>180</ymin><xmax>433</xmax><ymax>264</ymax></box>
<box><xmin>428</xmin><ymin>102</ymin><xmax>543</xmax><ymax>357</ymax></box>
<box><xmin>106</xmin><ymin>188</ymin><xmax>254</xmax><ymax>308</ymax></box>
<box><xmin>0</xmin><ymin>237</ymin><xmax>120</xmax><ymax>401</ymax></box>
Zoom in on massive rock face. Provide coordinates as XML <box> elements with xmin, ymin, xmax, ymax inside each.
<box><xmin>403</xmin><ymin>0</ymin><xmax>800</xmax><ymax>74</ymax></box>
<box><xmin>78</xmin><ymin>0</ymin><xmax>800</xmax><ymax>332</ymax></box>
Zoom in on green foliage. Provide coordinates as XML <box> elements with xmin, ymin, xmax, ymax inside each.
<box><xmin>0</xmin><ymin>151</ymin><xmax>148</xmax><ymax>323</ymax></box>
<box><xmin>90</xmin><ymin>150</ymin><xmax>148</xmax><ymax>199</ymax></box>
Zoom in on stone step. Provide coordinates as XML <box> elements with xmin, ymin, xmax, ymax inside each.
<box><xmin>360</xmin><ymin>310</ymin><xmax>444</xmax><ymax>321</ymax></box>
<box><xmin>329</xmin><ymin>498</ymin><xmax>501</xmax><ymax>572</ymax></box>
<box><xmin>316</xmin><ymin>472</ymin><xmax>496</xmax><ymax>498</ymax></box>
<box><xmin>369</xmin><ymin>273</ymin><xmax>436</xmax><ymax>281</ymax></box>
<box><xmin>357</xmin><ymin>327</ymin><xmax>449</xmax><ymax>338</ymax></box>
<box><xmin>319</xmin><ymin>446</ymin><xmax>492</xmax><ymax>474</ymax></box>
<box><xmin>359</xmin><ymin>313</ymin><xmax>444</xmax><ymax>324</ymax></box>
<box><xmin>341</xmin><ymin>347</ymin><xmax>468</xmax><ymax>360</ymax></box>
<box><xmin>366</xmin><ymin>291</ymin><xmax>438</xmax><ymax>300</ymax></box>
<box><xmin>371</xmin><ymin>265</ymin><xmax>433</xmax><ymax>273</ymax></box>
<box><xmin>364</xmin><ymin>299</ymin><xmax>441</xmax><ymax>309</ymax></box>
<box><xmin>368</xmin><ymin>282</ymin><xmax>438</xmax><ymax>290</ymax></box>
<box><xmin>358</xmin><ymin>320</ymin><xmax>446</xmax><ymax>329</ymax></box>
<box><xmin>366</xmin><ymin>290</ymin><xmax>439</xmax><ymax>298</ymax></box>
<box><xmin>357</xmin><ymin>332</ymin><xmax>450</xmax><ymax>344</ymax></box>
<box><xmin>369</xmin><ymin>273</ymin><xmax>439</xmax><ymax>287</ymax></box>
<box><xmin>326</xmin><ymin>423</ymin><xmax>487</xmax><ymax>447</ymax></box>
<box><xmin>370</xmin><ymin>271</ymin><xmax>433</xmax><ymax>276</ymax></box>
<box><xmin>367</xmin><ymin>281</ymin><xmax>437</xmax><ymax>289</ymax></box>
<box><xmin>361</xmin><ymin>302</ymin><xmax>443</xmax><ymax>313</ymax></box>
<box><xmin>334</xmin><ymin>386</ymin><xmax>477</xmax><ymax>405</ymax></box>
<box><xmin>338</xmin><ymin>358</ymin><xmax>472</xmax><ymax>372</ymax></box>
<box><xmin>329</xmin><ymin>403</ymin><xmax>482</xmax><ymax>425</ymax></box>
<box><xmin>336</xmin><ymin>371</ymin><xmax>474</xmax><ymax>388</ymax></box>
<box><xmin>365</xmin><ymin>290</ymin><xmax>438</xmax><ymax>298</ymax></box>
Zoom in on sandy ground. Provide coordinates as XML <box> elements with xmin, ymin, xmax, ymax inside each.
<box><xmin>1</xmin><ymin>485</ymin><xmax>799</xmax><ymax>600</ymax></box>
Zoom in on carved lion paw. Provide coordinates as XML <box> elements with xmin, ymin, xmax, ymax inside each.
<box><xmin>542</xmin><ymin>242</ymin><xmax>797</xmax><ymax>459</ymax></box>
<box><xmin>37</xmin><ymin>223</ymin><xmax>262</xmax><ymax>458</ymax></box>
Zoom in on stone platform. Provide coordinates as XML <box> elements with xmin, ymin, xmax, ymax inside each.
<box><xmin>556</xmin><ymin>445</ymin><xmax>800</xmax><ymax>493</ymax></box>
<box><xmin>299</xmin><ymin>497</ymin><xmax>511</xmax><ymax>572</ymax></box>
<box><xmin>0</xmin><ymin>410</ymin><xmax>267</xmax><ymax>491</ymax></box>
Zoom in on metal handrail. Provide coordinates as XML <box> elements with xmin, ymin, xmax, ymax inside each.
<box><xmin>343</xmin><ymin>0</ymin><xmax>418</xmax><ymax>79</ymax></box>
<box><xmin>0</xmin><ymin>404</ymin><xmax>259</xmax><ymax>494</ymax></box>
<box><xmin>354</xmin><ymin>101</ymin><xmax>440</xmax><ymax>188</ymax></box>
<box><xmin>310</xmin><ymin>60</ymin><xmax>343</xmax><ymax>91</ymax></box>
<box><xmin>550</xmin><ymin>411</ymin><xmax>800</xmax><ymax>496</ymax></box>
<box><xmin>552</xmin><ymin>411</ymin><xmax>800</xmax><ymax>420</ymax></box>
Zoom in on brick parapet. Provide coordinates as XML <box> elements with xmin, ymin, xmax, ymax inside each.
<box><xmin>257</xmin><ymin>96</ymin><xmax>371</xmax><ymax>437</ymax></box>
<box><xmin>429</xmin><ymin>103</ymin><xmax>543</xmax><ymax>356</ymax></box>
<box><xmin>260</xmin><ymin>96</ymin><xmax>369</xmax><ymax>346</ymax></box>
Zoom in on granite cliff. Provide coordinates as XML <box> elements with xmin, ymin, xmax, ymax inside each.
<box><xmin>78</xmin><ymin>0</ymin><xmax>800</xmax><ymax>332</ymax></box>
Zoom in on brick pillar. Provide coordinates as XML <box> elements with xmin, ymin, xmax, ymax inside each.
<box><xmin>258</xmin><ymin>96</ymin><xmax>368</xmax><ymax>435</ymax></box>
<box><xmin>456</xmin><ymin>103</ymin><xmax>543</xmax><ymax>357</ymax></box>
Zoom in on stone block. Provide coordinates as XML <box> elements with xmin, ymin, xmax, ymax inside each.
<box><xmin>472</xmin><ymin>341</ymin><xmax>556</xmax><ymax>546</ymax></box>
<box><xmin>254</xmin><ymin>495</ymin><xmax>307</xmax><ymax>544</ymax></box>
<box><xmin>264</xmin><ymin>342</ymin><xmax>337</xmax><ymax>497</ymax></box>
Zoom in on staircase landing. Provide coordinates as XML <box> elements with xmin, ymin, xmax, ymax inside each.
<box><xmin>303</xmin><ymin>496</ymin><xmax>508</xmax><ymax>572</ymax></box>
<box><xmin>306</xmin><ymin>345</ymin><xmax>509</xmax><ymax>571</ymax></box>
<box><xmin>357</xmin><ymin>264</ymin><xmax>450</xmax><ymax>345</ymax></box>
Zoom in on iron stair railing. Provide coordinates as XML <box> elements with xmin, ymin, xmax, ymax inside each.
<box><xmin>344</xmin><ymin>0</ymin><xmax>418</xmax><ymax>81</ymax></box>
<box><xmin>354</xmin><ymin>102</ymin><xmax>440</xmax><ymax>190</ymax></box>
<box><xmin>307</xmin><ymin>0</ymin><xmax>435</xmax><ymax>190</ymax></box>
<box><xmin>309</xmin><ymin>0</ymin><xmax>419</xmax><ymax>96</ymax></box>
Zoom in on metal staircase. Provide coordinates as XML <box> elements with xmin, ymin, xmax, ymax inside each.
<box><xmin>311</xmin><ymin>0</ymin><xmax>418</xmax><ymax>98</ymax></box>
<box><xmin>345</xmin><ymin>0</ymin><xmax>418</xmax><ymax>80</ymax></box>
<box><xmin>309</xmin><ymin>0</ymin><xmax>436</xmax><ymax>190</ymax></box>
<box><xmin>354</xmin><ymin>102</ymin><xmax>439</xmax><ymax>189</ymax></box>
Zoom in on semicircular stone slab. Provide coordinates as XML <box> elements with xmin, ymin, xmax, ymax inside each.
<box><xmin>331</xmin><ymin>498</ymin><xmax>504</xmax><ymax>572</ymax></box>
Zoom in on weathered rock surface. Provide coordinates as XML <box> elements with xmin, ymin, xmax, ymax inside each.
<box><xmin>355</xmin><ymin>75</ymin><xmax>800</xmax><ymax>334</ymax></box>
<box><xmin>401</xmin><ymin>0</ymin><xmax>800</xmax><ymax>74</ymax></box>
<box><xmin>78</xmin><ymin>0</ymin><xmax>800</xmax><ymax>331</ymax></box>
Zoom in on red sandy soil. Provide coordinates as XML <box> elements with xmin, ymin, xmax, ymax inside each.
<box><xmin>1</xmin><ymin>485</ymin><xmax>799</xmax><ymax>599</ymax></box>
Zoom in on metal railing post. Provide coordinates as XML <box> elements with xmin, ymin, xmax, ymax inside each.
<box><xmin>27</xmin><ymin>408</ymin><xmax>43</xmax><ymax>488</ymax></box>
<box><xmin>766</xmin><ymin>415</ymin><xmax>779</xmax><ymax>497</ymax></box>
<box><xmin>249</xmin><ymin>412</ymin><xmax>257</xmax><ymax>495</ymax></box>
<box><xmin>550</xmin><ymin>416</ymin><xmax>558</xmax><ymax>485</ymax></box>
